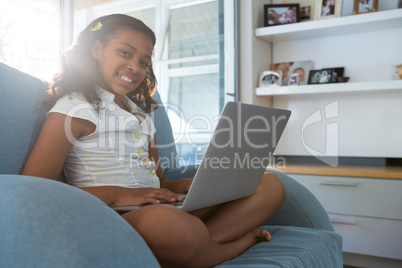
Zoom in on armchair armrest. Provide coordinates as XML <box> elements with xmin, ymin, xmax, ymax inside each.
<box><xmin>0</xmin><ymin>175</ymin><xmax>159</xmax><ymax>268</ymax></box>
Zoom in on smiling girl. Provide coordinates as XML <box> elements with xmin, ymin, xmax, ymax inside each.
<box><xmin>23</xmin><ymin>14</ymin><xmax>285</xmax><ymax>267</ymax></box>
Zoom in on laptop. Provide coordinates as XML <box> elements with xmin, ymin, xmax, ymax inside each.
<box><xmin>111</xmin><ymin>102</ymin><xmax>291</xmax><ymax>212</ymax></box>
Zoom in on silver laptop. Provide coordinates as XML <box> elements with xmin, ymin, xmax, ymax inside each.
<box><xmin>112</xmin><ymin>102</ymin><xmax>291</xmax><ymax>212</ymax></box>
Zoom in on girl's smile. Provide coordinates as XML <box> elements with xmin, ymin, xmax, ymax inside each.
<box><xmin>118</xmin><ymin>73</ymin><xmax>134</xmax><ymax>84</ymax></box>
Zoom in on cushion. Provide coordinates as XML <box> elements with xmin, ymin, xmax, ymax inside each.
<box><xmin>0</xmin><ymin>63</ymin><xmax>179</xmax><ymax>174</ymax></box>
<box><xmin>218</xmin><ymin>225</ymin><xmax>343</xmax><ymax>267</ymax></box>
<box><xmin>0</xmin><ymin>175</ymin><xmax>159</xmax><ymax>268</ymax></box>
<box><xmin>152</xmin><ymin>91</ymin><xmax>178</xmax><ymax>170</ymax></box>
<box><xmin>0</xmin><ymin>64</ymin><xmax>48</xmax><ymax>174</ymax></box>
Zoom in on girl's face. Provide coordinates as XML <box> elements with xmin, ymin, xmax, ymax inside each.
<box><xmin>91</xmin><ymin>28</ymin><xmax>154</xmax><ymax>97</ymax></box>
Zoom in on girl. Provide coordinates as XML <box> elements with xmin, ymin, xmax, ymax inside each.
<box><xmin>23</xmin><ymin>14</ymin><xmax>285</xmax><ymax>267</ymax></box>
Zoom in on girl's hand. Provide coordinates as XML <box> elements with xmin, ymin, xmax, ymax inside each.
<box><xmin>114</xmin><ymin>187</ymin><xmax>183</xmax><ymax>207</ymax></box>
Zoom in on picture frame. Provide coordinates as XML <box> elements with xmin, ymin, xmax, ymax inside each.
<box><xmin>314</xmin><ymin>0</ymin><xmax>343</xmax><ymax>20</ymax></box>
<box><xmin>393</xmin><ymin>64</ymin><xmax>402</xmax><ymax>80</ymax></box>
<box><xmin>272</xmin><ymin>60</ymin><xmax>313</xmax><ymax>86</ymax></box>
<box><xmin>308</xmin><ymin>68</ymin><xmax>333</xmax><ymax>84</ymax></box>
<box><xmin>288</xmin><ymin>73</ymin><xmax>300</xmax><ymax>86</ymax></box>
<box><xmin>331</xmin><ymin>67</ymin><xmax>345</xmax><ymax>83</ymax></box>
<box><xmin>300</xmin><ymin>6</ymin><xmax>312</xmax><ymax>22</ymax></box>
<box><xmin>259</xmin><ymin>71</ymin><xmax>282</xmax><ymax>87</ymax></box>
<box><xmin>353</xmin><ymin>0</ymin><xmax>379</xmax><ymax>15</ymax></box>
<box><xmin>264</xmin><ymin>4</ymin><xmax>300</xmax><ymax>27</ymax></box>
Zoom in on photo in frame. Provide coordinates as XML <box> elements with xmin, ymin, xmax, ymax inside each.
<box><xmin>288</xmin><ymin>73</ymin><xmax>300</xmax><ymax>86</ymax></box>
<box><xmin>331</xmin><ymin>67</ymin><xmax>345</xmax><ymax>83</ymax></box>
<box><xmin>271</xmin><ymin>60</ymin><xmax>313</xmax><ymax>86</ymax></box>
<box><xmin>314</xmin><ymin>0</ymin><xmax>343</xmax><ymax>20</ymax></box>
<box><xmin>300</xmin><ymin>6</ymin><xmax>312</xmax><ymax>21</ymax></box>
<box><xmin>392</xmin><ymin>64</ymin><xmax>402</xmax><ymax>80</ymax></box>
<box><xmin>308</xmin><ymin>68</ymin><xmax>334</xmax><ymax>84</ymax></box>
<box><xmin>353</xmin><ymin>0</ymin><xmax>379</xmax><ymax>15</ymax></box>
<box><xmin>259</xmin><ymin>71</ymin><xmax>282</xmax><ymax>87</ymax></box>
<box><xmin>264</xmin><ymin>4</ymin><xmax>300</xmax><ymax>27</ymax></box>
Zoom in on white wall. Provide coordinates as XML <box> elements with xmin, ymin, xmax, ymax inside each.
<box><xmin>274</xmin><ymin>91</ymin><xmax>402</xmax><ymax>158</ymax></box>
<box><xmin>239</xmin><ymin>0</ymin><xmax>273</xmax><ymax>107</ymax></box>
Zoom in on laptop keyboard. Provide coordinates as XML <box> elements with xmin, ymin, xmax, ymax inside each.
<box><xmin>161</xmin><ymin>196</ymin><xmax>186</xmax><ymax>207</ymax></box>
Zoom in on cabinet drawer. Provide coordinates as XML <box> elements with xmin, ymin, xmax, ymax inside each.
<box><xmin>329</xmin><ymin>214</ymin><xmax>402</xmax><ymax>260</ymax></box>
<box><xmin>290</xmin><ymin>174</ymin><xmax>402</xmax><ymax>220</ymax></box>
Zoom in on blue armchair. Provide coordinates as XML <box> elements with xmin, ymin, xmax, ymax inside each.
<box><xmin>0</xmin><ymin>63</ymin><xmax>342</xmax><ymax>267</ymax></box>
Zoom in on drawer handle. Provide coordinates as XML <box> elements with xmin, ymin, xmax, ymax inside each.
<box><xmin>330</xmin><ymin>218</ymin><xmax>356</xmax><ymax>225</ymax></box>
<box><xmin>318</xmin><ymin>181</ymin><xmax>357</xmax><ymax>187</ymax></box>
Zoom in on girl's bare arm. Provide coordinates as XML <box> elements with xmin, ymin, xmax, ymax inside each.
<box><xmin>22</xmin><ymin>113</ymin><xmax>118</xmax><ymax>205</ymax></box>
<box><xmin>22</xmin><ymin>113</ymin><xmax>85</xmax><ymax>180</ymax></box>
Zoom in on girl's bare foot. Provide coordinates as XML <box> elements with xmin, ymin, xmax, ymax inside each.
<box><xmin>216</xmin><ymin>228</ymin><xmax>272</xmax><ymax>266</ymax></box>
<box><xmin>253</xmin><ymin>228</ymin><xmax>272</xmax><ymax>242</ymax></box>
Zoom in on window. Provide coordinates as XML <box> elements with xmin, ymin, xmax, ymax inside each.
<box><xmin>0</xmin><ymin>0</ymin><xmax>60</xmax><ymax>81</ymax></box>
<box><xmin>74</xmin><ymin>0</ymin><xmax>236</xmax><ymax>165</ymax></box>
<box><xmin>0</xmin><ymin>0</ymin><xmax>236</xmax><ymax>164</ymax></box>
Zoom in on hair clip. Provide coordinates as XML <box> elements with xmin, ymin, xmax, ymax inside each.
<box><xmin>90</xmin><ymin>21</ymin><xmax>103</xmax><ymax>32</ymax></box>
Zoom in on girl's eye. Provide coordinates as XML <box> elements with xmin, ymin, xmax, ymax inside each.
<box><xmin>120</xmin><ymin>50</ymin><xmax>130</xmax><ymax>57</ymax></box>
<box><xmin>140</xmin><ymin>61</ymin><xmax>150</xmax><ymax>69</ymax></box>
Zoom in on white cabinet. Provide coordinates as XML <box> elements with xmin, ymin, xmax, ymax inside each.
<box><xmin>290</xmin><ymin>174</ymin><xmax>402</xmax><ymax>263</ymax></box>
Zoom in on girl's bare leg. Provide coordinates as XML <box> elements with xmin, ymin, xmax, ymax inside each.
<box><xmin>122</xmin><ymin>204</ymin><xmax>270</xmax><ymax>268</ymax></box>
<box><xmin>190</xmin><ymin>172</ymin><xmax>285</xmax><ymax>243</ymax></box>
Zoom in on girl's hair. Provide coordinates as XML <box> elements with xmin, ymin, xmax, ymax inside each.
<box><xmin>44</xmin><ymin>14</ymin><xmax>158</xmax><ymax>113</ymax></box>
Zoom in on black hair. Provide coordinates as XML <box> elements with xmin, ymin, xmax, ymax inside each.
<box><xmin>44</xmin><ymin>14</ymin><xmax>158</xmax><ymax>113</ymax></box>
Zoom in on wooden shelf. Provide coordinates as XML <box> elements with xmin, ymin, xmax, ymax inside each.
<box><xmin>273</xmin><ymin>163</ymin><xmax>402</xmax><ymax>179</ymax></box>
<box><xmin>255</xmin><ymin>9</ymin><xmax>402</xmax><ymax>43</ymax></box>
<box><xmin>256</xmin><ymin>80</ymin><xmax>402</xmax><ymax>96</ymax></box>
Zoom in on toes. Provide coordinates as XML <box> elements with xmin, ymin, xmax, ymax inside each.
<box><xmin>254</xmin><ymin>228</ymin><xmax>272</xmax><ymax>242</ymax></box>
<box><xmin>262</xmin><ymin>229</ymin><xmax>272</xmax><ymax>241</ymax></box>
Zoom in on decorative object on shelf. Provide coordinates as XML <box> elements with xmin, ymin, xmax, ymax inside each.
<box><xmin>353</xmin><ymin>0</ymin><xmax>379</xmax><ymax>15</ymax></box>
<box><xmin>300</xmin><ymin>6</ymin><xmax>312</xmax><ymax>21</ymax></box>
<box><xmin>308</xmin><ymin>68</ymin><xmax>334</xmax><ymax>84</ymax></box>
<box><xmin>331</xmin><ymin>67</ymin><xmax>345</xmax><ymax>83</ymax></box>
<box><xmin>397</xmin><ymin>65</ymin><xmax>402</xmax><ymax>79</ymax></box>
<box><xmin>264</xmin><ymin>4</ymin><xmax>300</xmax><ymax>27</ymax></box>
<box><xmin>393</xmin><ymin>64</ymin><xmax>402</xmax><ymax>80</ymax></box>
<box><xmin>272</xmin><ymin>60</ymin><xmax>313</xmax><ymax>86</ymax></box>
<box><xmin>288</xmin><ymin>73</ymin><xmax>300</xmax><ymax>86</ymax></box>
<box><xmin>259</xmin><ymin>71</ymin><xmax>282</xmax><ymax>87</ymax></box>
<box><xmin>337</xmin><ymin>77</ymin><xmax>350</xmax><ymax>83</ymax></box>
<box><xmin>315</xmin><ymin>0</ymin><xmax>343</xmax><ymax>20</ymax></box>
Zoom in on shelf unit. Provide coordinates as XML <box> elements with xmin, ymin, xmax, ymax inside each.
<box><xmin>256</xmin><ymin>80</ymin><xmax>402</xmax><ymax>96</ymax></box>
<box><xmin>255</xmin><ymin>9</ymin><xmax>402</xmax><ymax>43</ymax></box>
<box><xmin>241</xmin><ymin>4</ymin><xmax>402</xmax><ymax>265</ymax></box>
<box><xmin>254</xmin><ymin>9</ymin><xmax>402</xmax><ymax>96</ymax></box>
